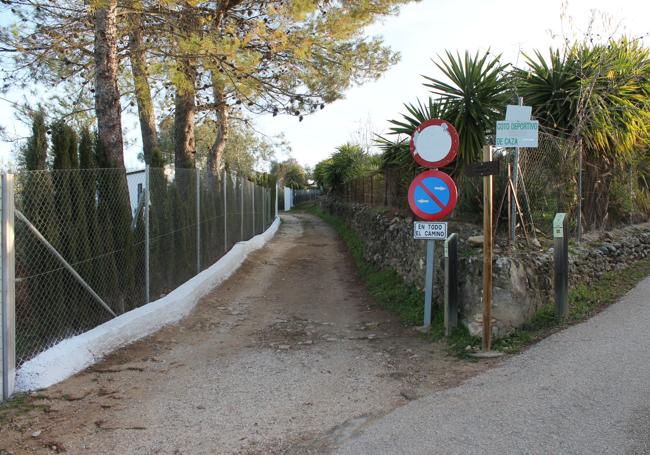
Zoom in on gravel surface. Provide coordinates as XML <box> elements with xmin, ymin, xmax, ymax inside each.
<box><xmin>0</xmin><ymin>213</ymin><xmax>492</xmax><ymax>454</ymax></box>
<box><xmin>336</xmin><ymin>275</ymin><xmax>650</xmax><ymax>454</ymax></box>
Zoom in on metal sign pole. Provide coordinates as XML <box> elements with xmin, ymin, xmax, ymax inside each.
<box><xmin>423</xmin><ymin>239</ymin><xmax>434</xmax><ymax>327</ymax></box>
<box><xmin>510</xmin><ymin>96</ymin><xmax>523</xmax><ymax>243</ymax></box>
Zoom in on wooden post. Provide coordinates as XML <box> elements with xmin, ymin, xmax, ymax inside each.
<box><xmin>482</xmin><ymin>145</ymin><xmax>493</xmax><ymax>352</ymax></box>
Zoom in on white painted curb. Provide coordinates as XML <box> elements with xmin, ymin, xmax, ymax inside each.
<box><xmin>16</xmin><ymin>217</ymin><xmax>281</xmax><ymax>392</ymax></box>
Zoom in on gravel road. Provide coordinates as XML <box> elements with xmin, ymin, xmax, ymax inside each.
<box><xmin>0</xmin><ymin>213</ymin><xmax>492</xmax><ymax>454</ymax></box>
<box><xmin>336</xmin><ymin>275</ymin><xmax>650</xmax><ymax>454</ymax></box>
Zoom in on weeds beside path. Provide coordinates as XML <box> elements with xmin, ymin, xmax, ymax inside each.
<box><xmin>305</xmin><ymin>203</ymin><xmax>650</xmax><ymax>356</ymax></box>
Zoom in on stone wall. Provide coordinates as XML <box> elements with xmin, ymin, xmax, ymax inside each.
<box><xmin>322</xmin><ymin>197</ymin><xmax>650</xmax><ymax>336</ymax></box>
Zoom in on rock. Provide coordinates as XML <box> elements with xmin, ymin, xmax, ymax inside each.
<box><xmin>278</xmin><ymin>344</ymin><xmax>290</xmax><ymax>350</ymax></box>
<box><xmin>31</xmin><ymin>430</ymin><xmax>42</xmax><ymax>438</ymax></box>
<box><xmin>468</xmin><ymin>235</ymin><xmax>484</xmax><ymax>247</ymax></box>
<box><xmin>303</xmin><ymin>340</ymin><xmax>313</xmax><ymax>345</ymax></box>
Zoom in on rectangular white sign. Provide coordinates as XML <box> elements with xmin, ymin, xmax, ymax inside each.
<box><xmin>413</xmin><ymin>222</ymin><xmax>447</xmax><ymax>240</ymax></box>
<box><xmin>505</xmin><ymin>105</ymin><xmax>532</xmax><ymax>121</ymax></box>
<box><xmin>495</xmin><ymin>120</ymin><xmax>539</xmax><ymax>148</ymax></box>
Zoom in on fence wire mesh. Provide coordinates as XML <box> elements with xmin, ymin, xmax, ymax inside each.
<box><xmin>294</xmin><ymin>189</ymin><xmax>322</xmax><ymax>204</ymax></box>
<box><xmin>13</xmin><ymin>167</ymin><xmax>276</xmax><ymax>367</ymax></box>
<box><xmin>339</xmin><ymin>132</ymin><xmax>585</xmax><ymax>236</ymax></box>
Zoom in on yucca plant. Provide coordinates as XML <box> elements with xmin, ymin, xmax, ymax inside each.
<box><xmin>378</xmin><ymin>50</ymin><xmax>512</xmax><ymax>175</ymax></box>
<box><xmin>515</xmin><ymin>38</ymin><xmax>650</xmax><ymax>228</ymax></box>
<box><xmin>423</xmin><ymin>50</ymin><xmax>512</xmax><ymax>167</ymax></box>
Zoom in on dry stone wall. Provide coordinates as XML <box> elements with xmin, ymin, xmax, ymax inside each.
<box><xmin>322</xmin><ymin>197</ymin><xmax>650</xmax><ymax>336</ymax></box>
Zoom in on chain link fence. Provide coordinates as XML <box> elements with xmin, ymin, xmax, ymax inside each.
<box><xmin>337</xmin><ymin>131</ymin><xmax>649</xmax><ymax>238</ymax></box>
<box><xmin>294</xmin><ymin>189</ymin><xmax>322</xmax><ymax>205</ymax></box>
<box><xmin>13</xmin><ymin>167</ymin><xmax>276</xmax><ymax>367</ymax></box>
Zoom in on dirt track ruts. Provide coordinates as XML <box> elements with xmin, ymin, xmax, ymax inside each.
<box><xmin>0</xmin><ymin>213</ymin><xmax>494</xmax><ymax>454</ymax></box>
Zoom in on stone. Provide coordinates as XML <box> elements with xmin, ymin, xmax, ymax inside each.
<box><xmin>31</xmin><ymin>431</ymin><xmax>42</xmax><ymax>438</ymax></box>
<box><xmin>278</xmin><ymin>344</ymin><xmax>290</xmax><ymax>350</ymax></box>
<box><xmin>468</xmin><ymin>235</ymin><xmax>484</xmax><ymax>247</ymax></box>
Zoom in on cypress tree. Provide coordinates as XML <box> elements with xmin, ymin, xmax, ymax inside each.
<box><xmin>93</xmin><ymin>134</ymin><xmax>121</xmax><ymax>312</ymax></box>
<box><xmin>50</xmin><ymin>121</ymin><xmax>75</xmax><ymax>260</ymax></box>
<box><xmin>17</xmin><ymin>112</ymin><xmax>62</xmax><ymax>357</ymax></box>
<box><xmin>78</xmin><ymin>128</ymin><xmax>102</xmax><ymax>296</ymax></box>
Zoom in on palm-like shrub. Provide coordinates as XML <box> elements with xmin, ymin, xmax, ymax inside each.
<box><xmin>379</xmin><ymin>50</ymin><xmax>511</xmax><ymax>175</ymax></box>
<box><xmin>515</xmin><ymin>38</ymin><xmax>650</xmax><ymax>227</ymax></box>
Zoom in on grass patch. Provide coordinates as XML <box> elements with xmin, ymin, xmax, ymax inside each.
<box><xmin>494</xmin><ymin>254</ymin><xmax>650</xmax><ymax>353</ymax></box>
<box><xmin>0</xmin><ymin>393</ymin><xmax>49</xmax><ymax>425</ymax></box>
<box><xmin>302</xmin><ymin>204</ymin><xmax>479</xmax><ymax>356</ymax></box>
<box><xmin>303</xmin><ymin>205</ymin><xmax>423</xmax><ymax>325</ymax></box>
<box><xmin>302</xmin><ymin>204</ymin><xmax>650</xmax><ymax>357</ymax></box>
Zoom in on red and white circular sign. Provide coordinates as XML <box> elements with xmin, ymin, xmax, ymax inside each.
<box><xmin>410</xmin><ymin>119</ymin><xmax>459</xmax><ymax>169</ymax></box>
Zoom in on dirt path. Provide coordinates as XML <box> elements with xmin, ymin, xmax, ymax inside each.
<box><xmin>1</xmin><ymin>213</ymin><xmax>494</xmax><ymax>455</ymax></box>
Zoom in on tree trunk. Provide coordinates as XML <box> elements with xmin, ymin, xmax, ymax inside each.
<box><xmin>583</xmin><ymin>157</ymin><xmax>612</xmax><ymax>230</ymax></box>
<box><xmin>128</xmin><ymin>11</ymin><xmax>161</xmax><ymax>166</ymax></box>
<box><xmin>207</xmin><ymin>82</ymin><xmax>229</xmax><ymax>175</ymax></box>
<box><xmin>94</xmin><ymin>0</ymin><xmax>124</xmax><ymax>168</ymax></box>
<box><xmin>173</xmin><ymin>62</ymin><xmax>197</xmax><ymax>170</ymax></box>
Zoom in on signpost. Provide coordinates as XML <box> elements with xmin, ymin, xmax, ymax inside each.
<box><xmin>481</xmin><ymin>145</ymin><xmax>494</xmax><ymax>353</ymax></box>
<box><xmin>408</xmin><ymin>120</ymin><xmax>459</xmax><ymax>327</ymax></box>
<box><xmin>464</xmin><ymin>159</ymin><xmax>501</xmax><ymax>178</ymax></box>
<box><xmin>410</xmin><ymin>119</ymin><xmax>459</xmax><ymax>169</ymax></box>
<box><xmin>495</xmin><ymin>120</ymin><xmax>539</xmax><ymax>148</ymax></box>
<box><xmin>407</xmin><ymin>170</ymin><xmax>458</xmax><ymax>221</ymax></box>
<box><xmin>413</xmin><ymin>221</ymin><xmax>447</xmax><ymax>240</ymax></box>
<box><xmin>496</xmin><ymin>99</ymin><xmax>540</xmax><ymax>243</ymax></box>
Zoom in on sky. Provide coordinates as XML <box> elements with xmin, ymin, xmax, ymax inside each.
<box><xmin>1</xmin><ymin>0</ymin><xmax>649</xmax><ymax>170</ymax></box>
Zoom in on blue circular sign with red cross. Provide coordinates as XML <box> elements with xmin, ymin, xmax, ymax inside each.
<box><xmin>408</xmin><ymin>170</ymin><xmax>458</xmax><ymax>221</ymax></box>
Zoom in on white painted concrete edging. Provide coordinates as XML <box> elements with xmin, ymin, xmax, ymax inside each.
<box><xmin>16</xmin><ymin>217</ymin><xmax>281</xmax><ymax>392</ymax></box>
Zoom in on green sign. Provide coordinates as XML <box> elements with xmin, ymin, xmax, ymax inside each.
<box><xmin>496</xmin><ymin>120</ymin><xmax>539</xmax><ymax>147</ymax></box>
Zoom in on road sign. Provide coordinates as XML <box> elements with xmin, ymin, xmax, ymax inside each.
<box><xmin>410</xmin><ymin>119</ymin><xmax>459</xmax><ymax>168</ymax></box>
<box><xmin>413</xmin><ymin>221</ymin><xmax>447</xmax><ymax>240</ymax></box>
<box><xmin>506</xmin><ymin>104</ymin><xmax>532</xmax><ymax>121</ymax></box>
<box><xmin>408</xmin><ymin>170</ymin><xmax>458</xmax><ymax>221</ymax></box>
<box><xmin>495</xmin><ymin>120</ymin><xmax>539</xmax><ymax>147</ymax></box>
<box><xmin>464</xmin><ymin>159</ymin><xmax>501</xmax><ymax>177</ymax></box>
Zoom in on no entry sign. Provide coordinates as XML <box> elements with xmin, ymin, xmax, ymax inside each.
<box><xmin>408</xmin><ymin>170</ymin><xmax>458</xmax><ymax>221</ymax></box>
<box><xmin>410</xmin><ymin>119</ymin><xmax>459</xmax><ymax>168</ymax></box>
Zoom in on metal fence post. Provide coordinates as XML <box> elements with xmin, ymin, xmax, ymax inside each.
<box><xmin>240</xmin><ymin>177</ymin><xmax>244</xmax><ymax>241</ymax></box>
<box><xmin>144</xmin><ymin>166</ymin><xmax>150</xmax><ymax>305</ymax></box>
<box><xmin>275</xmin><ymin>183</ymin><xmax>279</xmax><ymax>218</ymax></box>
<box><xmin>2</xmin><ymin>173</ymin><xmax>15</xmax><ymax>400</ymax></box>
<box><xmin>262</xmin><ymin>187</ymin><xmax>266</xmax><ymax>230</ymax></box>
<box><xmin>223</xmin><ymin>172</ymin><xmax>228</xmax><ymax>253</ymax></box>
<box><xmin>196</xmin><ymin>166</ymin><xmax>201</xmax><ymax>273</ymax></box>
<box><xmin>252</xmin><ymin>183</ymin><xmax>255</xmax><ymax>235</ymax></box>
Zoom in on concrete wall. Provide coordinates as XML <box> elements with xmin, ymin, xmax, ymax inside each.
<box><xmin>16</xmin><ymin>217</ymin><xmax>281</xmax><ymax>392</ymax></box>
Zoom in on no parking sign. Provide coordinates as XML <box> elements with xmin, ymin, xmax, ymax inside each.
<box><xmin>408</xmin><ymin>170</ymin><xmax>458</xmax><ymax>221</ymax></box>
<box><xmin>407</xmin><ymin>119</ymin><xmax>460</xmax><ymax>329</ymax></box>
<box><xmin>407</xmin><ymin>119</ymin><xmax>459</xmax><ymax>221</ymax></box>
